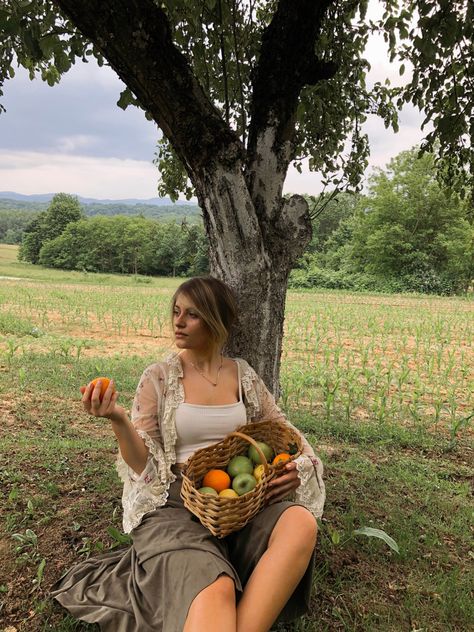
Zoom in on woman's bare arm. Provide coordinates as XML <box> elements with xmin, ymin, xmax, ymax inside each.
<box><xmin>81</xmin><ymin>380</ymin><xmax>149</xmax><ymax>475</ymax></box>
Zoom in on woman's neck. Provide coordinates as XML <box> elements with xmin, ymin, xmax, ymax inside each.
<box><xmin>179</xmin><ymin>349</ymin><xmax>223</xmax><ymax>372</ymax></box>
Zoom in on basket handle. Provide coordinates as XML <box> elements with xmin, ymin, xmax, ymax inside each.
<box><xmin>228</xmin><ymin>431</ymin><xmax>270</xmax><ymax>474</ymax></box>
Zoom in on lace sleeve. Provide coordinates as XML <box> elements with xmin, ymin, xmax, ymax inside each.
<box><xmin>294</xmin><ymin>454</ymin><xmax>326</xmax><ymax>519</ymax></box>
<box><xmin>252</xmin><ymin>367</ymin><xmax>326</xmax><ymax>517</ymax></box>
<box><xmin>117</xmin><ymin>364</ymin><xmax>164</xmax><ymax>484</ymax></box>
<box><xmin>130</xmin><ymin>364</ymin><xmax>164</xmax><ymax>442</ymax></box>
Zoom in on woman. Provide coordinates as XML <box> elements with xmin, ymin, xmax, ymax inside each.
<box><xmin>52</xmin><ymin>276</ymin><xmax>325</xmax><ymax>632</ymax></box>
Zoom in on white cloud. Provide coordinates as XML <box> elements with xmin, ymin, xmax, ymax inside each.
<box><xmin>283</xmin><ymin>165</ymin><xmax>323</xmax><ymax>197</ymax></box>
<box><xmin>55</xmin><ymin>134</ymin><xmax>98</xmax><ymax>153</ymax></box>
<box><xmin>0</xmin><ymin>150</ymin><xmax>160</xmax><ymax>198</ymax></box>
<box><xmin>0</xmin><ymin>65</ymin><xmax>158</xmax><ymax>161</ymax></box>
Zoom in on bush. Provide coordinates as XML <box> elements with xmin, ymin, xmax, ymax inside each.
<box><xmin>400</xmin><ymin>268</ymin><xmax>456</xmax><ymax>295</ymax></box>
<box><xmin>37</xmin><ymin>215</ymin><xmax>209</xmax><ymax>277</ymax></box>
<box><xmin>288</xmin><ymin>264</ymin><xmax>459</xmax><ymax>296</ymax></box>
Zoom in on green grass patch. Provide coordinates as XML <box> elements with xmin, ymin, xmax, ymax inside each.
<box><xmin>0</xmin><ymin>244</ymin><xmax>184</xmax><ymax>287</ymax></box>
<box><xmin>0</xmin><ymin>311</ymin><xmax>39</xmax><ymax>337</ymax></box>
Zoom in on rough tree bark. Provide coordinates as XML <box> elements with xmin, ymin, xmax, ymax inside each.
<box><xmin>53</xmin><ymin>0</ymin><xmax>336</xmax><ymax>395</ymax></box>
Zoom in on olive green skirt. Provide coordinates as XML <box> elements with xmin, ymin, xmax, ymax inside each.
<box><xmin>51</xmin><ymin>473</ymin><xmax>315</xmax><ymax>632</ymax></box>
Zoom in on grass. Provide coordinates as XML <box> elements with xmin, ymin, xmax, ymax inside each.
<box><xmin>0</xmin><ymin>244</ymin><xmax>473</xmax><ymax>631</ymax></box>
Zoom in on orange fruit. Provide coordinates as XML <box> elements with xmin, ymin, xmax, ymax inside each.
<box><xmin>272</xmin><ymin>453</ymin><xmax>291</xmax><ymax>466</ymax></box>
<box><xmin>88</xmin><ymin>377</ymin><xmax>114</xmax><ymax>401</ymax></box>
<box><xmin>202</xmin><ymin>469</ymin><xmax>231</xmax><ymax>493</ymax></box>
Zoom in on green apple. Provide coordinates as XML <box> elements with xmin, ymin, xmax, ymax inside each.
<box><xmin>198</xmin><ymin>486</ymin><xmax>218</xmax><ymax>496</ymax></box>
<box><xmin>227</xmin><ymin>455</ymin><xmax>253</xmax><ymax>478</ymax></box>
<box><xmin>232</xmin><ymin>473</ymin><xmax>257</xmax><ymax>496</ymax></box>
<box><xmin>247</xmin><ymin>441</ymin><xmax>274</xmax><ymax>465</ymax></box>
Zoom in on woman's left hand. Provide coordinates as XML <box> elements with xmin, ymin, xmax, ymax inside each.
<box><xmin>266</xmin><ymin>461</ymin><xmax>300</xmax><ymax>504</ymax></box>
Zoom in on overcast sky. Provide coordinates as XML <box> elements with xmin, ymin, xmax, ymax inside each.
<box><xmin>0</xmin><ymin>1</ymin><xmax>427</xmax><ymax>201</ymax></box>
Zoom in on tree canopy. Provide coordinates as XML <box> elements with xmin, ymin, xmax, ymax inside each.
<box><xmin>19</xmin><ymin>192</ymin><xmax>83</xmax><ymax>263</ymax></box>
<box><xmin>17</xmin><ymin>193</ymin><xmax>209</xmax><ymax>276</ymax></box>
<box><xmin>352</xmin><ymin>149</ymin><xmax>474</xmax><ymax>293</ymax></box>
<box><xmin>291</xmin><ymin>147</ymin><xmax>474</xmax><ymax>294</ymax></box>
<box><xmin>0</xmin><ymin>208</ymin><xmax>39</xmax><ymax>244</ymax></box>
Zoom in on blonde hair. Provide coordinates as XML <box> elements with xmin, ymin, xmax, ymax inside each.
<box><xmin>171</xmin><ymin>276</ymin><xmax>238</xmax><ymax>349</ymax></box>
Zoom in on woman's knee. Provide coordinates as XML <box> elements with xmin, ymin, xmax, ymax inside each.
<box><xmin>201</xmin><ymin>574</ymin><xmax>236</xmax><ymax>604</ymax></box>
<box><xmin>269</xmin><ymin>506</ymin><xmax>318</xmax><ymax>550</ymax></box>
<box><xmin>185</xmin><ymin>574</ymin><xmax>236</xmax><ymax>629</ymax></box>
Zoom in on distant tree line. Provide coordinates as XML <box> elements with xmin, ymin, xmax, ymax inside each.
<box><xmin>18</xmin><ymin>193</ymin><xmax>209</xmax><ymax>277</ymax></box>
<box><xmin>289</xmin><ymin>148</ymin><xmax>474</xmax><ymax>295</ymax></box>
<box><xmin>0</xmin><ymin>198</ymin><xmax>48</xmax><ymax>212</ymax></box>
<box><xmin>80</xmin><ymin>202</ymin><xmax>200</xmax><ymax>221</ymax></box>
<box><xmin>14</xmin><ymin>148</ymin><xmax>474</xmax><ymax>293</ymax></box>
<box><xmin>0</xmin><ymin>197</ymin><xmax>201</xmax><ymax>245</ymax></box>
<box><xmin>0</xmin><ymin>209</ymin><xmax>39</xmax><ymax>244</ymax></box>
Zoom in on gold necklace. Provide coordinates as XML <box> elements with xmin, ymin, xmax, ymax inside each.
<box><xmin>190</xmin><ymin>356</ymin><xmax>224</xmax><ymax>387</ymax></box>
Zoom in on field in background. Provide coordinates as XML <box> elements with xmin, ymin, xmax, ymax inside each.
<box><xmin>2</xmin><ymin>245</ymin><xmax>472</xmax><ymax>435</ymax></box>
<box><xmin>1</xmin><ymin>244</ymin><xmax>473</xmax><ymax>631</ymax></box>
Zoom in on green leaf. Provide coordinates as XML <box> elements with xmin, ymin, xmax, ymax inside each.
<box><xmin>39</xmin><ymin>34</ymin><xmax>57</xmax><ymax>58</ymax></box>
<box><xmin>54</xmin><ymin>50</ymin><xmax>71</xmax><ymax>73</ymax></box>
<box><xmin>35</xmin><ymin>557</ymin><xmax>46</xmax><ymax>587</ymax></box>
<box><xmin>353</xmin><ymin>527</ymin><xmax>400</xmax><ymax>553</ymax></box>
<box><xmin>107</xmin><ymin>526</ymin><xmax>132</xmax><ymax>546</ymax></box>
<box><xmin>3</xmin><ymin>15</ymin><xmax>21</xmax><ymax>36</ymax></box>
<box><xmin>23</xmin><ymin>28</ymin><xmax>42</xmax><ymax>57</ymax></box>
<box><xmin>117</xmin><ymin>88</ymin><xmax>134</xmax><ymax>110</ymax></box>
<box><xmin>296</xmin><ymin>101</ymin><xmax>306</xmax><ymax>123</ymax></box>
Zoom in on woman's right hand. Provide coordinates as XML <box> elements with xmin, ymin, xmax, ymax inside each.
<box><xmin>80</xmin><ymin>379</ymin><xmax>127</xmax><ymax>423</ymax></box>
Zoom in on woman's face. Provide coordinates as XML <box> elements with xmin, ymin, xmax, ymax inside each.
<box><xmin>172</xmin><ymin>293</ymin><xmax>213</xmax><ymax>352</ymax></box>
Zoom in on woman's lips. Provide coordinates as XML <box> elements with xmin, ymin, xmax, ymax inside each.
<box><xmin>175</xmin><ymin>332</ymin><xmax>187</xmax><ymax>337</ymax></box>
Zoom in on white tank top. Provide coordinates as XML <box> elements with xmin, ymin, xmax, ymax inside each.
<box><xmin>175</xmin><ymin>361</ymin><xmax>247</xmax><ymax>463</ymax></box>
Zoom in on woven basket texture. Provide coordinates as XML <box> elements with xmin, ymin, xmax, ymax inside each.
<box><xmin>180</xmin><ymin>419</ymin><xmax>303</xmax><ymax>537</ymax></box>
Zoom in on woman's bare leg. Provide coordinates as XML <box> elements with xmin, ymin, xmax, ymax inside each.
<box><xmin>236</xmin><ymin>506</ymin><xmax>317</xmax><ymax>632</ymax></box>
<box><xmin>183</xmin><ymin>574</ymin><xmax>237</xmax><ymax>632</ymax></box>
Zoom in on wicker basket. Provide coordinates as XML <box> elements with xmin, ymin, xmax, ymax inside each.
<box><xmin>180</xmin><ymin>419</ymin><xmax>303</xmax><ymax>538</ymax></box>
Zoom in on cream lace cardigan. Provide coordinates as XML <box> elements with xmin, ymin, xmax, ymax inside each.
<box><xmin>116</xmin><ymin>353</ymin><xmax>326</xmax><ymax>533</ymax></box>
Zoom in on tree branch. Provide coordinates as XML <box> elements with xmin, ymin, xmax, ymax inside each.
<box><xmin>52</xmin><ymin>0</ymin><xmax>243</xmax><ymax>179</ymax></box>
<box><xmin>217</xmin><ymin>0</ymin><xmax>230</xmax><ymax>125</ymax></box>
<box><xmin>246</xmin><ymin>0</ymin><xmax>337</xmax><ymax>201</ymax></box>
<box><xmin>231</xmin><ymin>0</ymin><xmax>247</xmax><ymax>145</ymax></box>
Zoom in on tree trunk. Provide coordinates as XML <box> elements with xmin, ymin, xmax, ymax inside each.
<box><xmin>222</xmin><ymin>264</ymin><xmax>291</xmax><ymax>400</ymax></box>
<box><xmin>192</xmin><ymin>159</ymin><xmax>312</xmax><ymax>395</ymax></box>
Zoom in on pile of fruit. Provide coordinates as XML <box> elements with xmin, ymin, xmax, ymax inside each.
<box><xmin>198</xmin><ymin>441</ymin><xmax>291</xmax><ymax>498</ymax></box>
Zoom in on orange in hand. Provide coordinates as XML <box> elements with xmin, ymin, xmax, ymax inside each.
<box><xmin>202</xmin><ymin>469</ymin><xmax>231</xmax><ymax>493</ymax></box>
<box><xmin>88</xmin><ymin>377</ymin><xmax>114</xmax><ymax>402</ymax></box>
<box><xmin>272</xmin><ymin>453</ymin><xmax>291</xmax><ymax>466</ymax></box>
